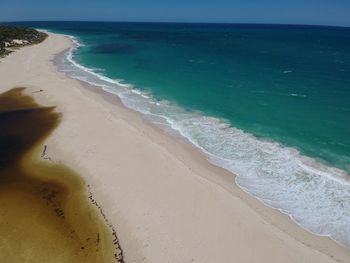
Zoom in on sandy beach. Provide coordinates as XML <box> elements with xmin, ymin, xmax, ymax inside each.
<box><xmin>0</xmin><ymin>33</ymin><xmax>349</xmax><ymax>263</ymax></box>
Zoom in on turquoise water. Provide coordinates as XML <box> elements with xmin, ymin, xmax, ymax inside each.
<box><xmin>35</xmin><ymin>22</ymin><xmax>350</xmax><ymax>172</ymax></box>
<box><xmin>14</xmin><ymin>22</ymin><xmax>350</xmax><ymax>247</ymax></box>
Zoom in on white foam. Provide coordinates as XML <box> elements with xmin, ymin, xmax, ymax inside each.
<box><xmin>56</xmin><ymin>33</ymin><xmax>350</xmax><ymax>249</ymax></box>
<box><xmin>289</xmin><ymin>93</ymin><xmax>307</xmax><ymax>98</ymax></box>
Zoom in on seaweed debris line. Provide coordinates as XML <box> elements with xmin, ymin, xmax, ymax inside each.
<box><xmin>0</xmin><ymin>88</ymin><xmax>123</xmax><ymax>263</ymax></box>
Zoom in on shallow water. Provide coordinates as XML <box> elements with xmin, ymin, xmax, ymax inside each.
<box><xmin>0</xmin><ymin>88</ymin><xmax>120</xmax><ymax>262</ymax></box>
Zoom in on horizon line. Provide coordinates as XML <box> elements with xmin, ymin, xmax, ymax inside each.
<box><xmin>1</xmin><ymin>20</ymin><xmax>349</xmax><ymax>29</ymax></box>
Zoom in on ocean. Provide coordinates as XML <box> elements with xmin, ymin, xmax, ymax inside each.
<box><xmin>13</xmin><ymin>22</ymin><xmax>350</xmax><ymax>248</ymax></box>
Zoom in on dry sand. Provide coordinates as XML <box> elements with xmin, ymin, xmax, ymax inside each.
<box><xmin>0</xmin><ymin>33</ymin><xmax>349</xmax><ymax>263</ymax></box>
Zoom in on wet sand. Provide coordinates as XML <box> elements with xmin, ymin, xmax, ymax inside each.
<box><xmin>0</xmin><ymin>88</ymin><xmax>122</xmax><ymax>262</ymax></box>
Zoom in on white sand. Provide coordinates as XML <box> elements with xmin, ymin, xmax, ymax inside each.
<box><xmin>0</xmin><ymin>33</ymin><xmax>349</xmax><ymax>263</ymax></box>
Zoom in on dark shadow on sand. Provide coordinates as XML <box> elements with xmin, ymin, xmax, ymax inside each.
<box><xmin>0</xmin><ymin>88</ymin><xmax>122</xmax><ymax>262</ymax></box>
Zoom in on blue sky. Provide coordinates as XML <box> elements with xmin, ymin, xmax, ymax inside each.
<box><xmin>1</xmin><ymin>0</ymin><xmax>349</xmax><ymax>27</ymax></box>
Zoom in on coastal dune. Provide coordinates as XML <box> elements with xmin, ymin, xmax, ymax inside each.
<box><xmin>0</xmin><ymin>33</ymin><xmax>349</xmax><ymax>262</ymax></box>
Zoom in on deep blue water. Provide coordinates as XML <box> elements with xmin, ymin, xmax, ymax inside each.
<box><xmin>7</xmin><ymin>21</ymin><xmax>350</xmax><ymax>247</ymax></box>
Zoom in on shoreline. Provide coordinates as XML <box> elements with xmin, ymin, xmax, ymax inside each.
<box><xmin>58</xmin><ymin>31</ymin><xmax>350</xmax><ymax>250</ymax></box>
<box><xmin>54</xmin><ymin>33</ymin><xmax>350</xmax><ymax>251</ymax></box>
<box><xmin>1</xmin><ymin>33</ymin><xmax>349</xmax><ymax>262</ymax></box>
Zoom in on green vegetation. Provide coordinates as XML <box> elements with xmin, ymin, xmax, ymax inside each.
<box><xmin>0</xmin><ymin>26</ymin><xmax>47</xmax><ymax>57</ymax></box>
